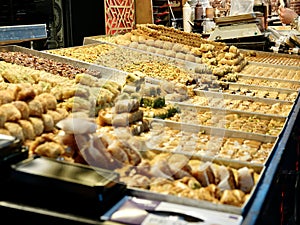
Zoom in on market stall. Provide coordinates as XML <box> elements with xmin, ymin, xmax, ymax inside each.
<box><xmin>0</xmin><ymin>20</ymin><xmax>299</xmax><ymax>224</ymax></box>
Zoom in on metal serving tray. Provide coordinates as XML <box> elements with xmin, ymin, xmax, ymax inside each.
<box><xmin>82</xmin><ymin>37</ymin><xmax>212</xmax><ymax>75</ymax></box>
<box><xmin>241</xmin><ymin>49</ymin><xmax>300</xmax><ymax>67</ymax></box>
<box><xmin>0</xmin><ymin>45</ymin><xmax>128</xmax><ymax>83</ymax></box>
<box><xmin>146</xmin><ymin>118</ymin><xmax>278</xmax><ymax>167</ymax></box>
<box><xmin>191</xmin><ymin>89</ymin><xmax>294</xmax><ymax>117</ymax></box>
<box><xmin>170</xmin><ymin>102</ymin><xmax>289</xmax><ymax>119</ymax></box>
<box><xmin>246</xmin><ymin>61</ymin><xmax>300</xmax><ymax>71</ymax></box>
<box><xmin>224</xmin><ymin>83</ymin><xmax>298</xmax><ymax>102</ymax></box>
<box><xmin>194</xmin><ymin>87</ymin><xmax>294</xmax><ymax>104</ymax></box>
<box><xmin>11</xmin><ymin>156</ymin><xmax>119</xmax><ymax>188</ymax></box>
<box><xmin>193</xmin><ymin>89</ymin><xmax>294</xmax><ymax>104</ymax></box>
<box><xmin>234</xmin><ymin>74</ymin><xmax>300</xmax><ymax>91</ymax></box>
<box><xmin>163</xmin><ymin>103</ymin><xmax>288</xmax><ymax>136</ymax></box>
<box><xmin>128</xmin><ymin>155</ymin><xmax>265</xmax><ymax>215</ymax></box>
<box><xmin>8</xmin><ymin>156</ymin><xmax>126</xmax><ymax>218</ymax></box>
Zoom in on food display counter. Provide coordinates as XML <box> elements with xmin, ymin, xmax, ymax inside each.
<box><xmin>0</xmin><ymin>23</ymin><xmax>299</xmax><ymax>225</ymax></box>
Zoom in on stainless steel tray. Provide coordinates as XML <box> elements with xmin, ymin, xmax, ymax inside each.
<box><xmin>193</xmin><ymin>89</ymin><xmax>294</xmax><ymax>106</ymax></box>
<box><xmin>234</xmin><ymin>74</ymin><xmax>300</xmax><ymax>90</ymax></box>
<box><xmin>128</xmin><ymin>156</ymin><xmax>265</xmax><ymax>215</ymax></box>
<box><xmin>241</xmin><ymin>49</ymin><xmax>300</xmax><ymax>67</ymax></box>
<box><xmin>163</xmin><ymin>103</ymin><xmax>288</xmax><ymax>136</ymax></box>
<box><xmin>146</xmin><ymin>119</ymin><xmax>278</xmax><ymax>166</ymax></box>
<box><xmin>151</xmin><ymin>118</ymin><xmax>278</xmax><ymax>142</ymax></box>
<box><xmin>247</xmin><ymin>61</ymin><xmax>300</xmax><ymax>71</ymax></box>
<box><xmin>224</xmin><ymin>83</ymin><xmax>298</xmax><ymax>102</ymax></box>
<box><xmin>193</xmin><ymin>88</ymin><xmax>294</xmax><ymax>103</ymax></box>
<box><xmin>170</xmin><ymin>102</ymin><xmax>289</xmax><ymax>119</ymax></box>
<box><xmin>0</xmin><ymin>45</ymin><xmax>128</xmax><ymax>83</ymax></box>
<box><xmin>82</xmin><ymin>37</ymin><xmax>212</xmax><ymax>75</ymax></box>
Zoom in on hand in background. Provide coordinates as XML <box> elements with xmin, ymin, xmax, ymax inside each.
<box><xmin>278</xmin><ymin>6</ymin><xmax>298</xmax><ymax>24</ymax></box>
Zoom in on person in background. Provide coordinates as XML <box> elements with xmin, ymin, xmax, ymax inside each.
<box><xmin>278</xmin><ymin>6</ymin><xmax>298</xmax><ymax>24</ymax></box>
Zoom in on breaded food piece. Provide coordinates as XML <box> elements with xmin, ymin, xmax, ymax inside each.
<box><xmin>75</xmin><ymin>73</ymin><xmax>99</xmax><ymax>87</ymax></box>
<box><xmin>0</xmin><ymin>103</ymin><xmax>21</xmax><ymax>122</ymax></box>
<box><xmin>56</xmin><ymin>108</ymin><xmax>69</xmax><ymax>120</ymax></box>
<box><xmin>12</xmin><ymin>101</ymin><xmax>30</xmax><ymax>120</ymax></box>
<box><xmin>29</xmin><ymin>117</ymin><xmax>44</xmax><ymax>136</ymax></box>
<box><xmin>34</xmin><ymin>142</ymin><xmax>65</xmax><ymax>158</ymax></box>
<box><xmin>0</xmin><ymin>109</ymin><xmax>7</xmax><ymax>127</ymax></box>
<box><xmin>41</xmin><ymin>114</ymin><xmax>54</xmax><ymax>132</ymax></box>
<box><xmin>28</xmin><ymin>100</ymin><xmax>44</xmax><ymax>117</ymax></box>
<box><xmin>61</xmin><ymin>97</ymin><xmax>92</xmax><ymax>112</ymax></box>
<box><xmin>4</xmin><ymin>122</ymin><xmax>24</xmax><ymax>141</ymax></box>
<box><xmin>35</xmin><ymin>93</ymin><xmax>57</xmax><ymax>112</ymax></box>
<box><xmin>0</xmin><ymin>89</ymin><xmax>15</xmax><ymax>104</ymax></box>
<box><xmin>15</xmin><ymin>85</ymin><xmax>36</xmax><ymax>101</ymax></box>
<box><xmin>0</xmin><ymin>128</ymin><xmax>11</xmax><ymax>136</ymax></box>
<box><xmin>18</xmin><ymin>119</ymin><xmax>35</xmax><ymax>140</ymax></box>
<box><xmin>47</xmin><ymin>108</ymin><xmax>69</xmax><ymax>124</ymax></box>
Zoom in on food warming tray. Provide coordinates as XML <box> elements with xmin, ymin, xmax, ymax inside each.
<box><xmin>6</xmin><ymin>156</ymin><xmax>126</xmax><ymax>219</ymax></box>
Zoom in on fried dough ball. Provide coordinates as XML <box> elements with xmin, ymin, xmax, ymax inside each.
<box><xmin>145</xmin><ymin>39</ymin><xmax>155</xmax><ymax>46</ymax></box>
<box><xmin>0</xmin><ymin>109</ymin><xmax>7</xmax><ymax>127</ymax></box>
<box><xmin>185</xmin><ymin>54</ymin><xmax>196</xmax><ymax>62</ymax></box>
<box><xmin>34</xmin><ymin>142</ymin><xmax>65</xmax><ymax>158</ymax></box>
<box><xmin>41</xmin><ymin>114</ymin><xmax>54</xmax><ymax>132</ymax></box>
<box><xmin>29</xmin><ymin>117</ymin><xmax>44</xmax><ymax>136</ymax></box>
<box><xmin>130</xmin><ymin>35</ymin><xmax>140</xmax><ymax>42</ymax></box>
<box><xmin>175</xmin><ymin>52</ymin><xmax>186</xmax><ymax>60</ymax></box>
<box><xmin>15</xmin><ymin>85</ymin><xmax>36</xmax><ymax>101</ymax></box>
<box><xmin>165</xmin><ymin>50</ymin><xmax>176</xmax><ymax>58</ymax></box>
<box><xmin>147</xmin><ymin>46</ymin><xmax>157</xmax><ymax>53</ymax></box>
<box><xmin>0</xmin><ymin>128</ymin><xmax>11</xmax><ymax>136</ymax></box>
<box><xmin>47</xmin><ymin>108</ymin><xmax>69</xmax><ymax>124</ymax></box>
<box><xmin>0</xmin><ymin>103</ymin><xmax>21</xmax><ymax>122</ymax></box>
<box><xmin>4</xmin><ymin>122</ymin><xmax>24</xmax><ymax>141</ymax></box>
<box><xmin>12</xmin><ymin>101</ymin><xmax>30</xmax><ymax>120</ymax></box>
<box><xmin>155</xmin><ymin>49</ymin><xmax>166</xmax><ymax>55</ymax></box>
<box><xmin>35</xmin><ymin>93</ymin><xmax>57</xmax><ymax>112</ymax></box>
<box><xmin>18</xmin><ymin>119</ymin><xmax>35</xmax><ymax>140</ymax></box>
<box><xmin>138</xmin><ymin>35</ymin><xmax>147</xmax><ymax>44</ymax></box>
<box><xmin>172</xmin><ymin>43</ymin><xmax>185</xmax><ymax>52</ymax></box>
<box><xmin>154</xmin><ymin>40</ymin><xmax>164</xmax><ymax>48</ymax></box>
<box><xmin>0</xmin><ymin>89</ymin><xmax>15</xmax><ymax>104</ymax></box>
<box><xmin>28</xmin><ymin>100</ymin><xmax>44</xmax><ymax>117</ymax></box>
<box><xmin>56</xmin><ymin>108</ymin><xmax>69</xmax><ymax>120</ymax></box>
<box><xmin>128</xmin><ymin>41</ymin><xmax>139</xmax><ymax>49</ymax></box>
<box><xmin>137</xmin><ymin>44</ymin><xmax>148</xmax><ymax>51</ymax></box>
<box><xmin>162</xmin><ymin>41</ymin><xmax>174</xmax><ymax>50</ymax></box>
